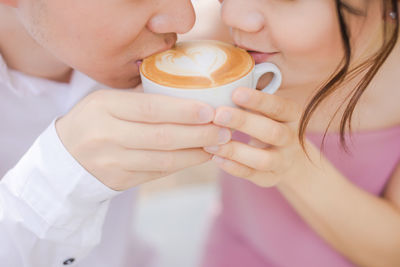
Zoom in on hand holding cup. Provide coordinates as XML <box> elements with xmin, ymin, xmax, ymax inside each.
<box><xmin>56</xmin><ymin>88</ymin><xmax>231</xmax><ymax>191</ymax></box>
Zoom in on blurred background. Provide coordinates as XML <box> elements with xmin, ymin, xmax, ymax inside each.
<box><xmin>135</xmin><ymin>1</ymin><xmax>229</xmax><ymax>266</ymax></box>
<box><xmin>136</xmin><ymin>162</ymin><xmax>219</xmax><ymax>267</ymax></box>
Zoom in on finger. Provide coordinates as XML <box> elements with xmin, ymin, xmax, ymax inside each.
<box><xmin>204</xmin><ymin>141</ymin><xmax>280</xmax><ymax>172</ymax></box>
<box><xmin>213</xmin><ymin>107</ymin><xmax>292</xmax><ymax>146</ymax></box>
<box><xmin>111</xmin><ymin>120</ymin><xmax>232</xmax><ymax>150</ymax></box>
<box><xmin>118</xmin><ymin>148</ymin><xmax>212</xmax><ymax>172</ymax></box>
<box><xmin>248</xmin><ymin>137</ymin><xmax>271</xmax><ymax>149</ymax></box>
<box><xmin>211</xmin><ymin>156</ymin><xmax>280</xmax><ymax>188</ymax></box>
<box><xmin>232</xmin><ymin>87</ymin><xmax>301</xmax><ymax>122</ymax></box>
<box><xmin>96</xmin><ymin>90</ymin><xmax>215</xmax><ymax>124</ymax></box>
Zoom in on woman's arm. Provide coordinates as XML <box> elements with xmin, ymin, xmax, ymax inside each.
<box><xmin>277</xmin><ymin>144</ymin><xmax>400</xmax><ymax>267</ymax></box>
<box><xmin>205</xmin><ymin>87</ymin><xmax>400</xmax><ymax>267</ymax></box>
<box><xmin>384</xmin><ymin>163</ymin><xmax>400</xmax><ymax>207</ymax></box>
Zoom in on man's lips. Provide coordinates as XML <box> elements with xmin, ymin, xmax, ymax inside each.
<box><xmin>248</xmin><ymin>51</ymin><xmax>278</xmax><ymax>64</ymax></box>
<box><xmin>135</xmin><ymin>41</ymin><xmax>176</xmax><ymax>68</ymax></box>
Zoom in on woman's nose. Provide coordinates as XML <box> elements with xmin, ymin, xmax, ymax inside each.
<box><xmin>220</xmin><ymin>0</ymin><xmax>265</xmax><ymax>33</ymax></box>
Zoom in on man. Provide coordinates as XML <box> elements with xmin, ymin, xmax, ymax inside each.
<box><xmin>0</xmin><ymin>1</ymin><xmax>231</xmax><ymax>266</ymax></box>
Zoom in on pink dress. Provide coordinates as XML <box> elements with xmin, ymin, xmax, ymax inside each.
<box><xmin>202</xmin><ymin>125</ymin><xmax>400</xmax><ymax>267</ymax></box>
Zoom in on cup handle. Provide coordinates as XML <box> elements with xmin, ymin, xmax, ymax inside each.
<box><xmin>253</xmin><ymin>62</ymin><xmax>282</xmax><ymax>94</ymax></box>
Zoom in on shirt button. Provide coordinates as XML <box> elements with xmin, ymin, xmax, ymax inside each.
<box><xmin>63</xmin><ymin>258</ymin><xmax>75</xmax><ymax>265</ymax></box>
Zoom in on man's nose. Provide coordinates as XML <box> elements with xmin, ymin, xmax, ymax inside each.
<box><xmin>147</xmin><ymin>0</ymin><xmax>196</xmax><ymax>34</ymax></box>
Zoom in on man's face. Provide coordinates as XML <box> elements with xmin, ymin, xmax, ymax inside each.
<box><xmin>15</xmin><ymin>0</ymin><xmax>196</xmax><ymax>88</ymax></box>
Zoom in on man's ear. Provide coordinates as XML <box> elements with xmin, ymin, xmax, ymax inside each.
<box><xmin>0</xmin><ymin>0</ymin><xmax>18</xmax><ymax>8</ymax></box>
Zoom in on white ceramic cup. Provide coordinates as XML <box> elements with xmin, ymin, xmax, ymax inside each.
<box><xmin>140</xmin><ymin>62</ymin><xmax>282</xmax><ymax>108</ymax></box>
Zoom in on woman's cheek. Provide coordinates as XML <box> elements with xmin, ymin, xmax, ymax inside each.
<box><xmin>270</xmin><ymin>17</ymin><xmax>343</xmax><ymax>87</ymax></box>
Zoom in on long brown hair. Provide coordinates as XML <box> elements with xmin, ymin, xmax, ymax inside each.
<box><xmin>298</xmin><ymin>0</ymin><xmax>399</xmax><ymax>151</ymax></box>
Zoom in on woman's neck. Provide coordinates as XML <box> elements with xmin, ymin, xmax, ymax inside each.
<box><xmin>279</xmin><ymin>33</ymin><xmax>400</xmax><ymax>134</ymax></box>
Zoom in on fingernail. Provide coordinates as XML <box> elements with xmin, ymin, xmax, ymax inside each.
<box><xmin>234</xmin><ymin>89</ymin><xmax>250</xmax><ymax>104</ymax></box>
<box><xmin>212</xmin><ymin>155</ymin><xmax>225</xmax><ymax>164</ymax></box>
<box><xmin>204</xmin><ymin>146</ymin><xmax>219</xmax><ymax>153</ymax></box>
<box><xmin>198</xmin><ymin>106</ymin><xmax>214</xmax><ymax>123</ymax></box>
<box><xmin>218</xmin><ymin>128</ymin><xmax>231</xmax><ymax>144</ymax></box>
<box><xmin>215</xmin><ymin>110</ymin><xmax>232</xmax><ymax>125</ymax></box>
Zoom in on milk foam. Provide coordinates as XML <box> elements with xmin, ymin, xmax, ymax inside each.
<box><xmin>140</xmin><ymin>40</ymin><xmax>254</xmax><ymax>89</ymax></box>
<box><xmin>155</xmin><ymin>45</ymin><xmax>227</xmax><ymax>84</ymax></box>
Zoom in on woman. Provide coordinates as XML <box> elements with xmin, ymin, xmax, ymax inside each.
<box><xmin>202</xmin><ymin>1</ymin><xmax>400</xmax><ymax>266</ymax></box>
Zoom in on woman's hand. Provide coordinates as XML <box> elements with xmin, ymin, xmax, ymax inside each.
<box><xmin>56</xmin><ymin>89</ymin><xmax>231</xmax><ymax>191</ymax></box>
<box><xmin>204</xmin><ymin>87</ymin><xmax>305</xmax><ymax>187</ymax></box>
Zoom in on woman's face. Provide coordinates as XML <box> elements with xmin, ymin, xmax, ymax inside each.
<box><xmin>13</xmin><ymin>0</ymin><xmax>196</xmax><ymax>88</ymax></box>
<box><xmin>219</xmin><ymin>0</ymin><xmax>379</xmax><ymax>92</ymax></box>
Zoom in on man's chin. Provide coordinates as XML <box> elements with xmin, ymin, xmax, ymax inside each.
<box><xmin>96</xmin><ymin>75</ymin><xmax>142</xmax><ymax>89</ymax></box>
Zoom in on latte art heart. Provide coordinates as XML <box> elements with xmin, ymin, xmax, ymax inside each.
<box><xmin>155</xmin><ymin>45</ymin><xmax>228</xmax><ymax>85</ymax></box>
<box><xmin>140</xmin><ymin>40</ymin><xmax>254</xmax><ymax>89</ymax></box>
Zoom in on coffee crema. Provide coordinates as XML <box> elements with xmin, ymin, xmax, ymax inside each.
<box><xmin>140</xmin><ymin>40</ymin><xmax>254</xmax><ymax>89</ymax></box>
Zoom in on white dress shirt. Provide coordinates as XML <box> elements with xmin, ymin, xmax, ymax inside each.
<box><xmin>0</xmin><ymin>54</ymin><xmax>154</xmax><ymax>267</ymax></box>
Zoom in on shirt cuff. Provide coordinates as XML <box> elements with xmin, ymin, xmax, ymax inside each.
<box><xmin>2</xmin><ymin>120</ymin><xmax>120</xmax><ymax>233</ymax></box>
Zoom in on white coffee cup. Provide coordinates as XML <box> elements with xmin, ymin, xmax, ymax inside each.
<box><xmin>141</xmin><ymin>62</ymin><xmax>281</xmax><ymax>108</ymax></box>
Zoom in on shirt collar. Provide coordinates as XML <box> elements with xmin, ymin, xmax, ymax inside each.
<box><xmin>0</xmin><ymin>53</ymin><xmax>98</xmax><ymax>96</ymax></box>
<box><xmin>0</xmin><ymin>53</ymin><xmax>14</xmax><ymax>92</ymax></box>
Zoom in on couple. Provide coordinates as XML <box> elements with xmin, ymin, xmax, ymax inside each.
<box><xmin>1</xmin><ymin>0</ymin><xmax>400</xmax><ymax>267</ymax></box>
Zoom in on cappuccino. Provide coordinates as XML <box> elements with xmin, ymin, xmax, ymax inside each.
<box><xmin>140</xmin><ymin>40</ymin><xmax>254</xmax><ymax>89</ymax></box>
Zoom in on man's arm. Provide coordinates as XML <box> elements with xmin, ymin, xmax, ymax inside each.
<box><xmin>0</xmin><ymin>121</ymin><xmax>119</xmax><ymax>267</ymax></box>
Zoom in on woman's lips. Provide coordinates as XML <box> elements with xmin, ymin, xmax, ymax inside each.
<box><xmin>248</xmin><ymin>51</ymin><xmax>277</xmax><ymax>64</ymax></box>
